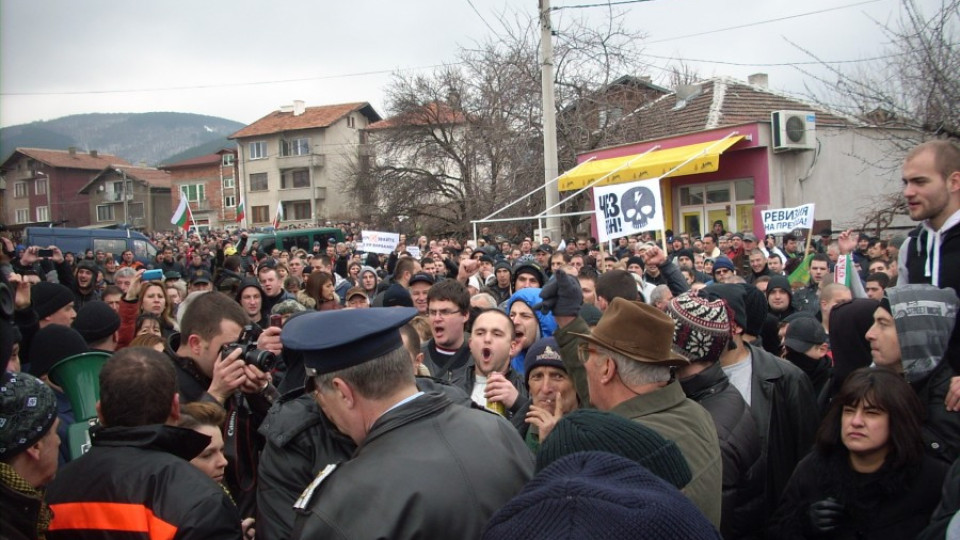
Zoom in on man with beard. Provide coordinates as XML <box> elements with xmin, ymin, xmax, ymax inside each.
<box><xmin>68</xmin><ymin>259</ymin><xmax>101</xmax><ymax>309</ymax></box>
<box><xmin>159</xmin><ymin>246</ymin><xmax>186</xmax><ymax>276</ymax></box>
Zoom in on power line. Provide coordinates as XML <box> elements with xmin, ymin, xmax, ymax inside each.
<box><xmin>644</xmin><ymin>0</ymin><xmax>882</xmax><ymax>45</ymax></box>
<box><xmin>0</xmin><ymin>63</ymin><xmax>459</xmax><ymax>97</ymax></box>
<box><xmin>553</xmin><ymin>0</ymin><xmax>654</xmax><ymax>10</ymax></box>
<box><xmin>465</xmin><ymin>0</ymin><xmax>499</xmax><ymax>36</ymax></box>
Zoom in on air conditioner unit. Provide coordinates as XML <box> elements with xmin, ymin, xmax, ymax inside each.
<box><xmin>771</xmin><ymin>110</ymin><xmax>816</xmax><ymax>152</ymax></box>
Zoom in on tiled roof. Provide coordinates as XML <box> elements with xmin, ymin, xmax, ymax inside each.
<box><xmin>163</xmin><ymin>153</ymin><xmax>226</xmax><ymax>169</ymax></box>
<box><xmin>367</xmin><ymin>102</ymin><xmax>468</xmax><ymax>130</ymax></box>
<box><xmin>78</xmin><ymin>165</ymin><xmax>172</xmax><ymax>194</ymax></box>
<box><xmin>613</xmin><ymin>77</ymin><xmax>855</xmax><ymax>144</ymax></box>
<box><xmin>1</xmin><ymin>147</ymin><xmax>131</xmax><ymax>171</ymax></box>
<box><xmin>230</xmin><ymin>102</ymin><xmax>380</xmax><ymax>139</ymax></box>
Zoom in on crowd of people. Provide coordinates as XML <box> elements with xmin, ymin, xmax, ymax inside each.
<box><xmin>0</xmin><ymin>139</ymin><xmax>958</xmax><ymax>539</ymax></box>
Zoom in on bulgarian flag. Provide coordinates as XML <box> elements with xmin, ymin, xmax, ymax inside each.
<box><xmin>272</xmin><ymin>201</ymin><xmax>283</xmax><ymax>229</ymax></box>
<box><xmin>171</xmin><ymin>197</ymin><xmax>191</xmax><ymax>231</ymax></box>
<box><xmin>235</xmin><ymin>196</ymin><xmax>245</xmax><ymax>223</ymax></box>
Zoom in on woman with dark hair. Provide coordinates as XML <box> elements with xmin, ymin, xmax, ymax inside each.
<box><xmin>768</xmin><ymin>368</ymin><xmax>948</xmax><ymax>539</ymax></box>
<box><xmin>303</xmin><ymin>271</ymin><xmax>341</xmax><ymax>311</ymax></box>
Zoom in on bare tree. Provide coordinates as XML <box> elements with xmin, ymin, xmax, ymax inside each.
<box><xmin>794</xmin><ymin>0</ymin><xmax>959</xmax><ymax>233</ymax></box>
<box><xmin>341</xmin><ymin>10</ymin><xmax>654</xmax><ymax>238</ymax></box>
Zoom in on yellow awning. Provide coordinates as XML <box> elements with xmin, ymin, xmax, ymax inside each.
<box><xmin>558</xmin><ymin>135</ymin><xmax>745</xmax><ymax>192</ymax></box>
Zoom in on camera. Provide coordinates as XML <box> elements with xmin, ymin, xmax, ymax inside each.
<box><xmin>220</xmin><ymin>325</ymin><xmax>277</xmax><ymax>372</ymax></box>
<box><xmin>37</xmin><ymin>248</ymin><xmax>54</xmax><ymax>258</ymax></box>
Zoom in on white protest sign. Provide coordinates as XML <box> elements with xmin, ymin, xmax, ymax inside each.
<box><xmin>359</xmin><ymin>231</ymin><xmax>400</xmax><ymax>254</ymax></box>
<box><xmin>593</xmin><ymin>178</ymin><xmax>664</xmax><ymax>242</ymax></box>
<box><xmin>406</xmin><ymin>246</ymin><xmax>421</xmax><ymax>259</ymax></box>
<box><xmin>761</xmin><ymin>204</ymin><xmax>815</xmax><ymax>235</ymax></box>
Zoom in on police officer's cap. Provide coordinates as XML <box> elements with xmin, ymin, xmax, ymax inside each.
<box><xmin>282</xmin><ymin>307</ymin><xmax>418</xmax><ymax>375</ymax></box>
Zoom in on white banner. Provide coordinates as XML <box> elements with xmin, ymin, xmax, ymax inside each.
<box><xmin>593</xmin><ymin>178</ymin><xmax>664</xmax><ymax>242</ymax></box>
<box><xmin>761</xmin><ymin>204</ymin><xmax>815</xmax><ymax>235</ymax></box>
<box><xmin>358</xmin><ymin>230</ymin><xmax>400</xmax><ymax>254</ymax></box>
<box><xmin>406</xmin><ymin>246</ymin><xmax>421</xmax><ymax>259</ymax></box>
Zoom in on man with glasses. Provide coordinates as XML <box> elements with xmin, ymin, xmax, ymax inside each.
<box><xmin>284</xmin><ymin>308</ymin><xmax>533</xmax><ymax>539</ymax></box>
<box><xmin>420</xmin><ymin>280</ymin><xmax>473</xmax><ymax>383</ymax></box>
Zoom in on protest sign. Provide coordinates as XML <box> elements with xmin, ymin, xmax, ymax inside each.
<box><xmin>359</xmin><ymin>231</ymin><xmax>400</xmax><ymax>254</ymax></box>
<box><xmin>761</xmin><ymin>204</ymin><xmax>815</xmax><ymax>235</ymax></box>
<box><xmin>593</xmin><ymin>178</ymin><xmax>664</xmax><ymax>242</ymax></box>
<box><xmin>406</xmin><ymin>246</ymin><xmax>421</xmax><ymax>259</ymax></box>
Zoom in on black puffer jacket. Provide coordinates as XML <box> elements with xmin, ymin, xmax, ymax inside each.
<box><xmin>681</xmin><ymin>362</ymin><xmax>765</xmax><ymax>539</ymax></box>
<box><xmin>914</xmin><ymin>358</ymin><xmax>960</xmax><ymax>464</ymax></box>
<box><xmin>45</xmin><ymin>425</ymin><xmax>240</xmax><ymax>539</ymax></box>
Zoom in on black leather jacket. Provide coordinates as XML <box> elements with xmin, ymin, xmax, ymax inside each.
<box><xmin>681</xmin><ymin>362</ymin><xmax>765</xmax><ymax>539</ymax></box>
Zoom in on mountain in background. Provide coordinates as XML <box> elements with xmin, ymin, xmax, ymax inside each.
<box><xmin>0</xmin><ymin>112</ymin><xmax>245</xmax><ymax>167</ymax></box>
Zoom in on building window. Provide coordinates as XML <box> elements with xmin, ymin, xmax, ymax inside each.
<box><xmin>128</xmin><ymin>202</ymin><xmax>145</xmax><ymax>219</ymax></box>
<box><xmin>223</xmin><ymin>177</ymin><xmax>235</xmax><ymax>189</ymax></box>
<box><xmin>249</xmin><ymin>141</ymin><xmax>267</xmax><ymax>160</ymax></box>
<box><xmin>222</xmin><ymin>154</ymin><xmax>235</xmax><ymax>166</ymax></box>
<box><xmin>35</xmin><ymin>179</ymin><xmax>47</xmax><ymax>195</ymax></box>
<box><xmin>14</xmin><ymin>182</ymin><xmax>27</xmax><ymax>198</ymax></box>
<box><xmin>35</xmin><ymin>206</ymin><xmax>49</xmax><ymax>222</ymax></box>
<box><xmin>286</xmin><ymin>200</ymin><xmax>312</xmax><ymax>220</ymax></box>
<box><xmin>180</xmin><ymin>184</ymin><xmax>205</xmax><ymax>202</ymax></box>
<box><xmin>97</xmin><ymin>205</ymin><xmax>115</xmax><ymax>222</ymax></box>
<box><xmin>224</xmin><ymin>195</ymin><xmax>236</xmax><ymax>207</ymax></box>
<box><xmin>251</xmin><ymin>205</ymin><xmax>270</xmax><ymax>223</ymax></box>
<box><xmin>280</xmin><ymin>169</ymin><xmax>310</xmax><ymax>189</ymax></box>
<box><xmin>280</xmin><ymin>138</ymin><xmax>310</xmax><ymax>157</ymax></box>
<box><xmin>15</xmin><ymin>209</ymin><xmax>29</xmax><ymax>223</ymax></box>
<box><xmin>347</xmin><ymin>115</ymin><xmax>355</xmax><ymax>128</ymax></box>
<box><xmin>249</xmin><ymin>173</ymin><xmax>268</xmax><ymax>191</ymax></box>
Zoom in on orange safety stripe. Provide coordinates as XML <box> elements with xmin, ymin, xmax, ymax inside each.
<box><xmin>48</xmin><ymin>502</ymin><xmax>178</xmax><ymax>540</ymax></box>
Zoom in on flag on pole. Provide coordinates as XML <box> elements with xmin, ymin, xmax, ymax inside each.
<box><xmin>272</xmin><ymin>201</ymin><xmax>283</xmax><ymax>229</ymax></box>
<box><xmin>171</xmin><ymin>197</ymin><xmax>190</xmax><ymax>231</ymax></box>
<box><xmin>235</xmin><ymin>196</ymin><xmax>245</xmax><ymax>224</ymax></box>
<box><xmin>788</xmin><ymin>253</ymin><xmax>814</xmax><ymax>287</ymax></box>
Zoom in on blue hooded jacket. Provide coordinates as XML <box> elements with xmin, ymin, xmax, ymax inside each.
<box><xmin>504</xmin><ymin>287</ymin><xmax>558</xmax><ymax>375</ymax></box>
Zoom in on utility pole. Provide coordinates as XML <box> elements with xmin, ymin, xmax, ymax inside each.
<box><xmin>539</xmin><ymin>0</ymin><xmax>561</xmax><ymax>243</ymax></box>
<box><xmin>115</xmin><ymin>168</ymin><xmax>130</xmax><ymax>227</ymax></box>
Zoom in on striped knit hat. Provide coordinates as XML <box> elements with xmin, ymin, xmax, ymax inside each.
<box><xmin>665</xmin><ymin>292</ymin><xmax>731</xmax><ymax>364</ymax></box>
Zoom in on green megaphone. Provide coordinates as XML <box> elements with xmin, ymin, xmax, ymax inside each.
<box><xmin>48</xmin><ymin>351</ymin><xmax>111</xmax><ymax>460</ymax></box>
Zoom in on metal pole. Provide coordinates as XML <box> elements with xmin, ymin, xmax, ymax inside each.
<box><xmin>540</xmin><ymin>0</ymin><xmax>561</xmax><ymax>242</ymax></box>
<box><xmin>120</xmin><ymin>169</ymin><xmax>129</xmax><ymax>227</ymax></box>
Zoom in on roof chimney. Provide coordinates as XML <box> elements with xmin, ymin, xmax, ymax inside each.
<box><xmin>748</xmin><ymin>73</ymin><xmax>768</xmax><ymax>88</ymax></box>
<box><xmin>68</xmin><ymin>147</ymin><xmax>77</xmax><ymax>156</ymax></box>
<box><xmin>89</xmin><ymin>150</ymin><xmax>98</xmax><ymax>158</ymax></box>
<box><xmin>293</xmin><ymin>100</ymin><xmax>306</xmax><ymax>116</ymax></box>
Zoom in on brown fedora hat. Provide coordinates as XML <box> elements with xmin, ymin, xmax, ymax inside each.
<box><xmin>570</xmin><ymin>297</ymin><xmax>689</xmax><ymax>367</ymax></box>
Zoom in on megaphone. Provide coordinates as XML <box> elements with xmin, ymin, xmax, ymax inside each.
<box><xmin>48</xmin><ymin>351</ymin><xmax>111</xmax><ymax>460</ymax></box>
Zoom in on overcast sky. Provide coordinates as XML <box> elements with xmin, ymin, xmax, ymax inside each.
<box><xmin>0</xmin><ymin>0</ymin><xmax>917</xmax><ymax>128</ymax></box>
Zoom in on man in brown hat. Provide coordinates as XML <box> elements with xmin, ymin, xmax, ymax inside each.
<box><xmin>541</xmin><ymin>270</ymin><xmax>721</xmax><ymax>527</ymax></box>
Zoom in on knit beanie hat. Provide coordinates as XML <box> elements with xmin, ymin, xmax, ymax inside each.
<box><xmin>536</xmin><ymin>409</ymin><xmax>692</xmax><ymax>489</ymax></box>
<box><xmin>483</xmin><ymin>451</ymin><xmax>719</xmax><ymax>540</ymax></box>
<box><xmin>739</xmin><ymin>284</ymin><xmax>768</xmax><ymax>337</ymax></box>
<box><xmin>883</xmin><ymin>285</ymin><xmax>958</xmax><ymax>383</ymax></box>
<box><xmin>626</xmin><ymin>256</ymin><xmax>646</xmax><ymax>270</ymax></box>
<box><xmin>524</xmin><ymin>337</ymin><xmax>564</xmax><ymax>384</ymax></box>
<box><xmin>0</xmin><ymin>371</ymin><xmax>57</xmax><ymax>459</ymax></box>
<box><xmin>579</xmin><ymin>303</ymin><xmax>603</xmax><ymax>327</ymax></box>
<box><xmin>32</xmin><ymin>282</ymin><xmax>75</xmax><ymax>320</ymax></box>
<box><xmin>712</xmin><ymin>256</ymin><xmax>735</xmax><ymax>275</ymax></box>
<box><xmin>766</xmin><ymin>275</ymin><xmax>792</xmax><ymax>299</ymax></box>
<box><xmin>512</xmin><ymin>262</ymin><xmax>545</xmax><ymax>289</ymax></box>
<box><xmin>73</xmin><ymin>300</ymin><xmax>121</xmax><ymax>344</ymax></box>
<box><xmin>28</xmin><ymin>324</ymin><xmax>89</xmax><ymax>377</ymax></box>
<box><xmin>703</xmin><ymin>284</ymin><xmax>747</xmax><ymax>330</ymax></box>
<box><xmin>665</xmin><ymin>292</ymin><xmax>731</xmax><ymax>364</ymax></box>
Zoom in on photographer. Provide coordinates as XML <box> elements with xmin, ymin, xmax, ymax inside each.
<box><xmin>165</xmin><ymin>291</ymin><xmax>282</xmax><ymax>522</ymax></box>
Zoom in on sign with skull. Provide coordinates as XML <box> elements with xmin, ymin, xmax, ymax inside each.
<box><xmin>593</xmin><ymin>178</ymin><xmax>665</xmax><ymax>242</ymax></box>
